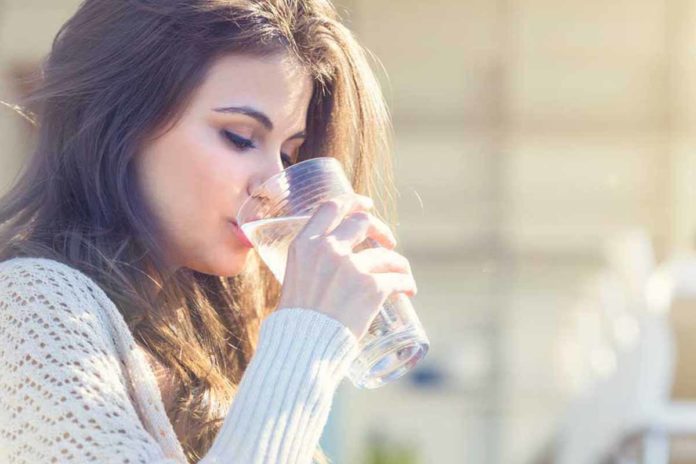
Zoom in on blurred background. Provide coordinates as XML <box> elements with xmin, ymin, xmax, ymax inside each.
<box><xmin>5</xmin><ymin>0</ymin><xmax>696</xmax><ymax>463</ymax></box>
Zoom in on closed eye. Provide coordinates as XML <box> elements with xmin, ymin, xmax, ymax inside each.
<box><xmin>222</xmin><ymin>130</ymin><xmax>255</xmax><ymax>150</ymax></box>
<box><xmin>222</xmin><ymin>130</ymin><xmax>294</xmax><ymax>167</ymax></box>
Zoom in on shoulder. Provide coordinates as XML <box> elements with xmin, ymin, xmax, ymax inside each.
<box><xmin>0</xmin><ymin>255</ymin><xmax>89</xmax><ymax>279</ymax></box>
<box><xmin>0</xmin><ymin>256</ymin><xmax>114</xmax><ymax>328</ymax></box>
<box><xmin>0</xmin><ymin>256</ymin><xmax>105</xmax><ymax>298</ymax></box>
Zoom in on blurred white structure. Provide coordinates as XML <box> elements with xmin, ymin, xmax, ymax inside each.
<box><xmin>554</xmin><ymin>243</ymin><xmax>696</xmax><ymax>463</ymax></box>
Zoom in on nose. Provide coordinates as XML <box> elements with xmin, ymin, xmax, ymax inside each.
<box><xmin>246</xmin><ymin>153</ymin><xmax>286</xmax><ymax>199</ymax></box>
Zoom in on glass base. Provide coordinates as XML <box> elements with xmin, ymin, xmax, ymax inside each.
<box><xmin>348</xmin><ymin>327</ymin><xmax>430</xmax><ymax>389</ymax></box>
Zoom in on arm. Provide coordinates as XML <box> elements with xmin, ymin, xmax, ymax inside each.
<box><xmin>200</xmin><ymin>307</ymin><xmax>359</xmax><ymax>464</ymax></box>
<box><xmin>0</xmin><ymin>258</ymin><xmax>359</xmax><ymax>464</ymax></box>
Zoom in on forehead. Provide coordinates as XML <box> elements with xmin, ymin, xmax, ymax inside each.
<box><xmin>191</xmin><ymin>52</ymin><xmax>314</xmax><ymax>123</ymax></box>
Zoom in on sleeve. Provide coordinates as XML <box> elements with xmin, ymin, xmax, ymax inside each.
<box><xmin>199</xmin><ymin>307</ymin><xmax>360</xmax><ymax>464</ymax></box>
<box><xmin>0</xmin><ymin>259</ymin><xmax>360</xmax><ymax>464</ymax></box>
<box><xmin>0</xmin><ymin>259</ymin><xmax>181</xmax><ymax>463</ymax></box>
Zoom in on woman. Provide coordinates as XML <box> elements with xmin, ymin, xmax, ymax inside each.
<box><xmin>0</xmin><ymin>0</ymin><xmax>417</xmax><ymax>463</ymax></box>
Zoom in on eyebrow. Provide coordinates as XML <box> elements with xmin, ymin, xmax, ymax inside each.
<box><xmin>213</xmin><ymin>105</ymin><xmax>306</xmax><ymax>140</ymax></box>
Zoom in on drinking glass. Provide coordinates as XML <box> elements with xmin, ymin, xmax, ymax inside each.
<box><xmin>236</xmin><ymin>156</ymin><xmax>429</xmax><ymax>389</ymax></box>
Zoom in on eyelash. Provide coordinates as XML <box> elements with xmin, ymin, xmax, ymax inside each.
<box><xmin>222</xmin><ymin>130</ymin><xmax>294</xmax><ymax>167</ymax></box>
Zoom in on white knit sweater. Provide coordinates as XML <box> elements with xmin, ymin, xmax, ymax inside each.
<box><xmin>0</xmin><ymin>257</ymin><xmax>360</xmax><ymax>463</ymax></box>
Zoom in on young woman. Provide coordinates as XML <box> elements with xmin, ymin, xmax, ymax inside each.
<box><xmin>0</xmin><ymin>0</ymin><xmax>417</xmax><ymax>463</ymax></box>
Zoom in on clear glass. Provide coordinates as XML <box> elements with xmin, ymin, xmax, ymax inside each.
<box><xmin>236</xmin><ymin>156</ymin><xmax>429</xmax><ymax>389</ymax></box>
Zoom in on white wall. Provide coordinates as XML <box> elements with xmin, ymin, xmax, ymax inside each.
<box><xmin>336</xmin><ymin>0</ymin><xmax>696</xmax><ymax>463</ymax></box>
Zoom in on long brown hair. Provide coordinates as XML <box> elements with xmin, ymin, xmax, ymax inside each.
<box><xmin>0</xmin><ymin>0</ymin><xmax>396</xmax><ymax>462</ymax></box>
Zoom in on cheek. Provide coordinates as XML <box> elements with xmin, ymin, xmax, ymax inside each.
<box><xmin>139</xmin><ymin>124</ymin><xmax>238</xmax><ymax>246</ymax></box>
<box><xmin>168</xmin><ymin>126</ymin><xmax>234</xmax><ymax>214</ymax></box>
<box><xmin>138</xmin><ymin>116</ymin><xmax>258</xmax><ymax>274</ymax></box>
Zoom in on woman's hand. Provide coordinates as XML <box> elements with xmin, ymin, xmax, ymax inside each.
<box><xmin>277</xmin><ymin>193</ymin><xmax>418</xmax><ymax>340</ymax></box>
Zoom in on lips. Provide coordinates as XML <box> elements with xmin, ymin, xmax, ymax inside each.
<box><xmin>228</xmin><ymin>220</ymin><xmax>254</xmax><ymax>248</ymax></box>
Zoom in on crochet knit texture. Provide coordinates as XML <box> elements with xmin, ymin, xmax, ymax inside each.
<box><xmin>0</xmin><ymin>257</ymin><xmax>359</xmax><ymax>463</ymax></box>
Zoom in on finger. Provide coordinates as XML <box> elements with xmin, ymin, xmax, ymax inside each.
<box><xmin>299</xmin><ymin>193</ymin><xmax>373</xmax><ymax>238</ymax></box>
<box><xmin>353</xmin><ymin>247</ymin><xmax>412</xmax><ymax>275</ymax></box>
<box><xmin>372</xmin><ymin>272</ymin><xmax>418</xmax><ymax>298</ymax></box>
<box><xmin>329</xmin><ymin>211</ymin><xmax>397</xmax><ymax>250</ymax></box>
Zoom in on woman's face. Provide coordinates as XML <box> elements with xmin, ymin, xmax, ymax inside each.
<box><xmin>135</xmin><ymin>52</ymin><xmax>313</xmax><ymax>276</ymax></box>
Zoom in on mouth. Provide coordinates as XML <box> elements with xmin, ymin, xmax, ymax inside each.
<box><xmin>227</xmin><ymin>219</ymin><xmax>254</xmax><ymax>248</ymax></box>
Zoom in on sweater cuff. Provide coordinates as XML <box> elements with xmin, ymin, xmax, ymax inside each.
<box><xmin>255</xmin><ymin>307</ymin><xmax>361</xmax><ymax>386</ymax></box>
<box><xmin>201</xmin><ymin>307</ymin><xmax>360</xmax><ymax>464</ymax></box>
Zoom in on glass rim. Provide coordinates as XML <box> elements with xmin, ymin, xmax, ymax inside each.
<box><xmin>236</xmin><ymin>156</ymin><xmax>341</xmax><ymax>225</ymax></box>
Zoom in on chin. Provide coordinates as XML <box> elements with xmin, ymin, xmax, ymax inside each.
<box><xmin>186</xmin><ymin>248</ymin><xmax>252</xmax><ymax>277</ymax></box>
